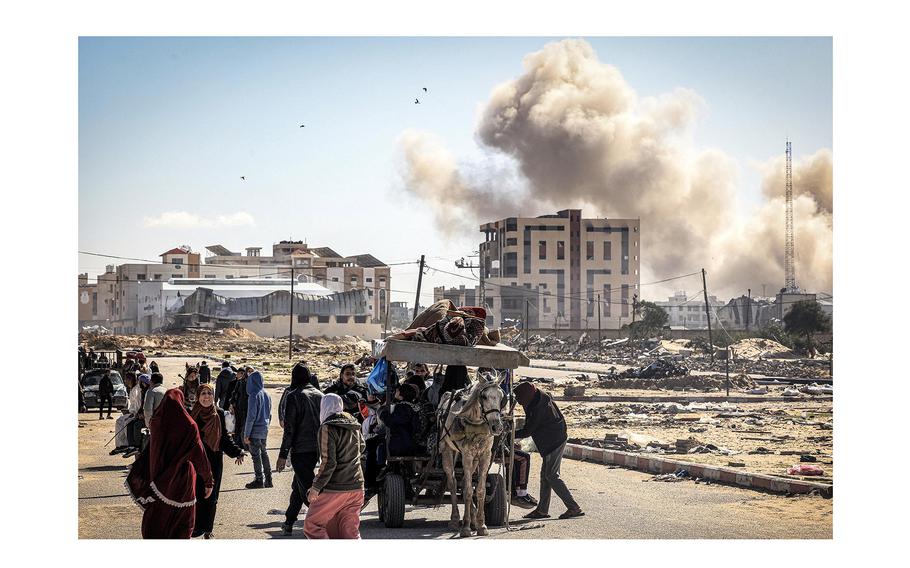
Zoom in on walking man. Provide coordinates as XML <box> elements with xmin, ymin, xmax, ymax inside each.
<box><xmin>276</xmin><ymin>363</ymin><xmax>324</xmax><ymax>535</ymax></box>
<box><xmin>98</xmin><ymin>370</ymin><xmax>114</xmax><ymax>420</ymax></box>
<box><xmin>243</xmin><ymin>368</ymin><xmax>273</xmax><ymax>489</ymax></box>
<box><xmin>513</xmin><ymin>381</ymin><xmax>584</xmax><ymax>520</ymax></box>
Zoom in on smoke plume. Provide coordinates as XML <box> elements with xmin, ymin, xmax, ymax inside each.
<box><xmin>399</xmin><ymin>39</ymin><xmax>832</xmax><ymax>299</ymax></box>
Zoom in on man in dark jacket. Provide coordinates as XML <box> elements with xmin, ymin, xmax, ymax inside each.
<box><xmin>228</xmin><ymin>368</ymin><xmax>249</xmax><ymax>447</ymax></box>
<box><xmin>277</xmin><ymin>364</ymin><xmax>324</xmax><ymax>536</ymax></box>
<box><xmin>199</xmin><ymin>360</ymin><xmax>212</xmax><ymax>384</ymax></box>
<box><xmin>324</xmin><ymin>364</ymin><xmax>368</xmax><ymax>415</ymax></box>
<box><xmin>98</xmin><ymin>370</ymin><xmax>114</xmax><ymax>419</ymax></box>
<box><xmin>513</xmin><ymin>381</ymin><xmax>584</xmax><ymax>520</ymax></box>
<box><xmin>215</xmin><ymin>361</ymin><xmax>235</xmax><ymax>409</ymax></box>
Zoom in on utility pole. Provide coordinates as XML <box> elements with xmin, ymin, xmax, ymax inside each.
<box><xmin>724</xmin><ymin>347</ymin><xmax>731</xmax><ymax>398</ymax></box>
<box><xmin>702</xmin><ymin>268</ymin><xmax>714</xmax><ymax>364</ymax></box>
<box><xmin>746</xmin><ymin>288</ymin><xmax>751</xmax><ymax>332</ymax></box>
<box><xmin>630</xmin><ymin>294</ymin><xmax>638</xmax><ymax>357</ymax></box>
<box><xmin>455</xmin><ymin>256</ymin><xmax>482</xmax><ymax>306</ymax></box>
<box><xmin>412</xmin><ymin>255</ymin><xmax>425</xmax><ymax>320</ymax></box>
<box><xmin>288</xmin><ymin>267</ymin><xmax>295</xmax><ymax>360</ymax></box>
<box><xmin>596</xmin><ymin>293</ymin><xmax>602</xmax><ymax>351</ymax></box>
<box><xmin>525</xmin><ymin>298</ymin><xmax>530</xmax><ymax>350</ymax></box>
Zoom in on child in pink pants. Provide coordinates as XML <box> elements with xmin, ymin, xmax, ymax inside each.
<box><xmin>303</xmin><ymin>490</ymin><xmax>365</xmax><ymax>539</ymax></box>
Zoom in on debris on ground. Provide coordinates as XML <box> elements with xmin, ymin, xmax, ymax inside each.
<box><xmin>650</xmin><ymin>469</ymin><xmax>690</xmax><ymax>482</ymax></box>
<box><xmin>787</xmin><ymin>464</ymin><xmax>825</xmax><ymax>476</ymax></box>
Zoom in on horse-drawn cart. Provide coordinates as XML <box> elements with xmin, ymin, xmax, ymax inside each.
<box><xmin>371</xmin><ymin>339</ymin><xmax>530</xmax><ymax>532</ymax></box>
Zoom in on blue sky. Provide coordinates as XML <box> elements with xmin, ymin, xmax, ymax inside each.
<box><xmin>79</xmin><ymin>37</ymin><xmax>831</xmax><ymax>303</ymax></box>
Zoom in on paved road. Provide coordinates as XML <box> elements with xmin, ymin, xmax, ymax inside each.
<box><xmin>78</xmin><ymin>357</ymin><xmax>831</xmax><ymax>539</ymax></box>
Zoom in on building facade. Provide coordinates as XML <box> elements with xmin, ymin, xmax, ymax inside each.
<box><xmin>479</xmin><ymin>209</ymin><xmax>640</xmax><ymax>330</ymax></box>
<box><xmin>654</xmin><ymin>291</ymin><xmax>725</xmax><ymax>330</ymax></box>
<box><xmin>433</xmin><ymin>285</ymin><xmax>480</xmax><ymax>308</ymax></box>
<box><xmin>89</xmin><ymin>242</ymin><xmax>390</xmax><ymax>336</ymax></box>
<box><xmin>203</xmin><ymin>241</ymin><xmax>390</xmax><ymax>326</ymax></box>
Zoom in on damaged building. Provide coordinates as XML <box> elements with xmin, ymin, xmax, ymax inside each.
<box><xmin>135</xmin><ymin>277</ymin><xmax>381</xmax><ymax>338</ymax></box>
<box><xmin>479</xmin><ymin>209</ymin><xmax>641</xmax><ymax>331</ymax></box>
<box><xmin>84</xmin><ymin>241</ymin><xmax>390</xmax><ymax>336</ymax></box>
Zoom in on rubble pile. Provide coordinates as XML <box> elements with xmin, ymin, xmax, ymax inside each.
<box><xmin>78</xmin><ymin>331</ymin><xmax>374</xmax><ymax>384</ymax></box>
<box><xmin>617</xmin><ymin>358</ymin><xmax>689</xmax><ymax>379</ymax></box>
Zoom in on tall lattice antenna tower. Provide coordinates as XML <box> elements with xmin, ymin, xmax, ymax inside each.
<box><xmin>784</xmin><ymin>139</ymin><xmax>797</xmax><ymax>292</ymax></box>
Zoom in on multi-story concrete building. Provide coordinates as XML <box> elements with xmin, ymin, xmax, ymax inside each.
<box><xmin>388</xmin><ymin>301</ymin><xmax>412</xmax><ymax>329</ymax></box>
<box><xmin>203</xmin><ymin>241</ymin><xmax>390</xmax><ymax>326</ymax></box>
<box><xmin>479</xmin><ymin>209</ymin><xmax>640</xmax><ymax>330</ymax></box>
<box><xmin>654</xmin><ymin>291</ymin><xmax>725</xmax><ymax>330</ymax></box>
<box><xmin>434</xmin><ymin>285</ymin><xmax>481</xmax><ymax>308</ymax></box>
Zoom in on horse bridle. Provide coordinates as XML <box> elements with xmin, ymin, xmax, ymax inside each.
<box><xmin>460</xmin><ymin>383</ymin><xmax>503</xmax><ymax>429</ymax></box>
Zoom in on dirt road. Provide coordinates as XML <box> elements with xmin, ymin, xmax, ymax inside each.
<box><xmin>78</xmin><ymin>357</ymin><xmax>831</xmax><ymax>539</ymax></box>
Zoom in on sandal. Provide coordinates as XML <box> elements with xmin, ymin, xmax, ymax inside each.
<box><xmin>558</xmin><ymin>508</ymin><xmax>585</xmax><ymax>519</ymax></box>
<box><xmin>523</xmin><ymin>510</ymin><xmax>550</xmax><ymax>519</ymax></box>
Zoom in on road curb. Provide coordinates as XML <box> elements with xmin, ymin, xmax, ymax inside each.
<box><xmin>553</xmin><ymin>395</ymin><xmax>833</xmax><ymax>403</ymax></box>
<box><xmin>562</xmin><ymin>442</ymin><xmax>833</xmax><ymax>498</ymax></box>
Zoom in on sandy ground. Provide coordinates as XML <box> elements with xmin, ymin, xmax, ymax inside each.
<box><xmin>78</xmin><ymin>357</ymin><xmax>831</xmax><ymax>539</ymax></box>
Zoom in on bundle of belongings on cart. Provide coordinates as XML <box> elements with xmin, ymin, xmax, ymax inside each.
<box><xmin>387</xmin><ymin>300</ymin><xmax>501</xmax><ymax>347</ymax></box>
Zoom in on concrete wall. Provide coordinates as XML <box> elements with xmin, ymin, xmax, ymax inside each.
<box><xmin>240</xmin><ymin>315</ymin><xmax>383</xmax><ymax>340</ymax></box>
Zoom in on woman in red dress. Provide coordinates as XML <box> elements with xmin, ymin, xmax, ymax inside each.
<box><xmin>127</xmin><ymin>388</ymin><xmax>214</xmax><ymax>538</ymax></box>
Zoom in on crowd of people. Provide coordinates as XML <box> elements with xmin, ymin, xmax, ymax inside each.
<box><xmin>86</xmin><ymin>353</ymin><xmax>582</xmax><ymax>539</ymax></box>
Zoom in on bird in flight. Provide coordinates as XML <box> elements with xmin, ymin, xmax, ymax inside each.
<box><xmin>414</xmin><ymin>98</ymin><xmax>420</xmax><ymax>104</ymax></box>
<box><xmin>422</xmin><ymin>87</ymin><xmax>427</xmax><ymax>92</ymax></box>
<box><xmin>240</xmin><ymin>176</ymin><xmax>246</xmax><ymax>181</ymax></box>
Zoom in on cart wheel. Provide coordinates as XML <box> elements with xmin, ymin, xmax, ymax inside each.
<box><xmin>484</xmin><ymin>472</ymin><xmax>507</xmax><ymax>527</ymax></box>
<box><xmin>382</xmin><ymin>473</ymin><xmax>406</xmax><ymax>528</ymax></box>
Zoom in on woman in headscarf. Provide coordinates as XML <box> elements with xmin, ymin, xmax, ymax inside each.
<box><xmin>190</xmin><ymin>384</ymin><xmax>246</xmax><ymax>539</ymax></box>
<box><xmin>304</xmin><ymin>393</ymin><xmax>366</xmax><ymax>539</ymax></box>
<box><xmin>126</xmin><ymin>389</ymin><xmax>214</xmax><ymax>539</ymax></box>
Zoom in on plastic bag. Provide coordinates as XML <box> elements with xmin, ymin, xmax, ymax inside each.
<box><xmin>224</xmin><ymin>411</ymin><xmax>235</xmax><ymax>433</ymax></box>
<box><xmin>366</xmin><ymin>357</ymin><xmax>389</xmax><ymax>396</ymax></box>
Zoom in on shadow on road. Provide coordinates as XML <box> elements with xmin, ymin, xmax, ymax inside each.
<box><xmin>79</xmin><ymin>493</ymin><xmax>129</xmax><ymax>500</ymax></box>
<box><xmin>80</xmin><ymin>465</ymin><xmax>130</xmax><ymax>473</ymax></box>
<box><xmin>245</xmin><ymin>521</ymin><xmax>286</xmax><ymax>539</ymax></box>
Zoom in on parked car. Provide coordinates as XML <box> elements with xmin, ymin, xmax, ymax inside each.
<box><xmin>80</xmin><ymin>370</ymin><xmax>129</xmax><ymax>410</ymax></box>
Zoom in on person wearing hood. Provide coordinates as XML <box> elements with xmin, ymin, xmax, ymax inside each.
<box><xmin>279</xmin><ymin>362</ymin><xmax>320</xmax><ymax>428</ymax></box>
<box><xmin>304</xmin><ymin>394</ymin><xmax>366</xmax><ymax>539</ymax></box>
<box><xmin>214</xmin><ymin>361</ymin><xmax>235</xmax><ymax>410</ymax></box>
<box><xmin>198</xmin><ymin>360</ymin><xmax>212</xmax><ymax>384</ymax></box>
<box><xmin>276</xmin><ymin>364</ymin><xmax>324</xmax><ymax>536</ymax></box>
<box><xmin>190</xmin><ymin>384</ymin><xmax>245</xmax><ymax>539</ymax></box>
<box><xmin>513</xmin><ymin>381</ymin><xmax>584</xmax><ymax>520</ymax></box>
<box><xmin>126</xmin><ymin>389</ymin><xmax>214</xmax><ymax>539</ymax></box>
<box><xmin>243</xmin><ymin>369</ymin><xmax>273</xmax><ymax>489</ymax></box>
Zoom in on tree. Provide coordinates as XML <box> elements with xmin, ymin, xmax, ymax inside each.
<box><xmin>782</xmin><ymin>300</ymin><xmax>831</xmax><ymax>357</ymax></box>
<box><xmin>623</xmin><ymin>300</ymin><xmax>669</xmax><ymax>339</ymax></box>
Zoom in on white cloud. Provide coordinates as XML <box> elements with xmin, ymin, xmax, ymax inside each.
<box><xmin>142</xmin><ymin>211</ymin><xmax>256</xmax><ymax>229</ymax></box>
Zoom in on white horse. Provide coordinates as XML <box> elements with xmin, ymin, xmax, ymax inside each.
<box><xmin>437</xmin><ymin>372</ymin><xmax>505</xmax><ymax>537</ymax></box>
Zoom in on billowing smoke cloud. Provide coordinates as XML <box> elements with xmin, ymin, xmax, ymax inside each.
<box><xmin>399</xmin><ymin>39</ymin><xmax>832</xmax><ymax>299</ymax></box>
